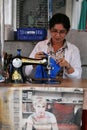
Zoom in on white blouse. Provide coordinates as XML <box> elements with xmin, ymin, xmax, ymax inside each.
<box><xmin>25</xmin><ymin>39</ymin><xmax>82</xmax><ymax>79</ymax></box>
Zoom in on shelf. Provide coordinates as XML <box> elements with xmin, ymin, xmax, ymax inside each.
<box><xmin>22</xmin><ymin>87</ymin><xmax>83</xmax><ymax>93</ymax></box>
<box><xmin>5</xmin><ymin>40</ymin><xmax>37</xmax><ymax>43</ymax></box>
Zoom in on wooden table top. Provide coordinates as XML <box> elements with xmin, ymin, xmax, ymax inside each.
<box><xmin>0</xmin><ymin>78</ymin><xmax>87</xmax><ymax>89</ymax></box>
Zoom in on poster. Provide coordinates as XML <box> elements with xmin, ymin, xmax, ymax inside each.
<box><xmin>0</xmin><ymin>86</ymin><xmax>83</xmax><ymax>130</ymax></box>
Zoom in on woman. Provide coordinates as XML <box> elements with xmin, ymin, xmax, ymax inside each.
<box><xmin>26</xmin><ymin>96</ymin><xmax>58</xmax><ymax>130</ymax></box>
<box><xmin>25</xmin><ymin>13</ymin><xmax>82</xmax><ymax>79</ymax></box>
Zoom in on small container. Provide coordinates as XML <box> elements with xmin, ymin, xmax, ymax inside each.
<box><xmin>17</xmin><ymin>27</ymin><xmax>47</xmax><ymax>41</ymax></box>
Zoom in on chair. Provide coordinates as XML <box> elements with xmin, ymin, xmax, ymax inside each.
<box><xmin>81</xmin><ymin>65</ymin><xmax>87</xmax><ymax>79</ymax></box>
<box><xmin>52</xmin><ymin>102</ymin><xmax>82</xmax><ymax>130</ymax></box>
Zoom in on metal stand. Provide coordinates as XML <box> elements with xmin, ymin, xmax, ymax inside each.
<box><xmin>1</xmin><ymin>0</ymin><xmax>5</xmax><ymax>70</ymax></box>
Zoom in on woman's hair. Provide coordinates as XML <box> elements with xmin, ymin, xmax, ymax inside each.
<box><xmin>49</xmin><ymin>13</ymin><xmax>70</xmax><ymax>31</ymax></box>
<box><xmin>32</xmin><ymin>96</ymin><xmax>47</xmax><ymax>107</ymax></box>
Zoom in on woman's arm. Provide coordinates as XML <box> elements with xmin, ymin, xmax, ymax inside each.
<box><xmin>26</xmin><ymin>116</ymin><xmax>33</xmax><ymax>130</ymax></box>
<box><xmin>25</xmin><ymin>40</ymin><xmax>48</xmax><ymax>76</ymax></box>
<box><xmin>64</xmin><ymin>44</ymin><xmax>82</xmax><ymax>79</ymax></box>
<box><xmin>26</xmin><ymin>123</ymin><xmax>32</xmax><ymax>130</ymax></box>
<box><xmin>52</xmin><ymin>123</ymin><xmax>59</xmax><ymax>130</ymax></box>
<box><xmin>50</xmin><ymin>112</ymin><xmax>59</xmax><ymax>130</ymax></box>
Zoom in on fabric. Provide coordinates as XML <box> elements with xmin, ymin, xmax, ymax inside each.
<box><xmin>34</xmin><ymin>56</ymin><xmax>61</xmax><ymax>78</ymax></box>
<box><xmin>82</xmin><ymin>110</ymin><xmax>87</xmax><ymax>130</ymax></box>
<box><xmin>58</xmin><ymin>124</ymin><xmax>79</xmax><ymax>130</ymax></box>
<box><xmin>25</xmin><ymin>39</ymin><xmax>82</xmax><ymax>79</ymax></box>
<box><xmin>52</xmin><ymin>103</ymin><xmax>75</xmax><ymax>124</ymax></box>
<box><xmin>0</xmin><ymin>74</ymin><xmax>5</xmax><ymax>81</ymax></box>
<box><xmin>71</xmin><ymin>0</ymin><xmax>82</xmax><ymax>29</ymax></box>
<box><xmin>26</xmin><ymin>111</ymin><xmax>58</xmax><ymax>130</ymax></box>
<box><xmin>78</xmin><ymin>0</ymin><xmax>87</xmax><ymax>30</ymax></box>
<box><xmin>47</xmin><ymin>40</ymin><xmax>66</xmax><ymax>61</ymax></box>
<box><xmin>74</xmin><ymin>108</ymin><xmax>82</xmax><ymax>126</ymax></box>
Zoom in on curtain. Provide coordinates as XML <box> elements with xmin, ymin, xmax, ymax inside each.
<box><xmin>82</xmin><ymin>110</ymin><xmax>87</xmax><ymax>130</ymax></box>
<box><xmin>78</xmin><ymin>0</ymin><xmax>87</xmax><ymax>30</ymax></box>
<box><xmin>71</xmin><ymin>0</ymin><xmax>82</xmax><ymax>29</ymax></box>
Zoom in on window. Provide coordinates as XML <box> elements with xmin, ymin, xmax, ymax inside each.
<box><xmin>16</xmin><ymin>0</ymin><xmax>66</xmax><ymax>29</ymax></box>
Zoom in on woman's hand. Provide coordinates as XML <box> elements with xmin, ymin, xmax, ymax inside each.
<box><xmin>57</xmin><ymin>57</ymin><xmax>69</xmax><ymax>68</ymax></box>
<box><xmin>35</xmin><ymin>52</ymin><xmax>46</xmax><ymax>59</ymax></box>
<box><xmin>57</xmin><ymin>57</ymin><xmax>74</xmax><ymax>74</ymax></box>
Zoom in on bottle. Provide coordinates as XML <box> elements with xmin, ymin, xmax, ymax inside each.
<box><xmin>4</xmin><ymin>52</ymin><xmax>8</xmax><ymax>71</ymax></box>
<box><xmin>10</xmin><ymin>49</ymin><xmax>47</xmax><ymax>83</ymax></box>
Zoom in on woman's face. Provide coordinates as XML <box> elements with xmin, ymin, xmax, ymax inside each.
<box><xmin>50</xmin><ymin>24</ymin><xmax>68</xmax><ymax>44</ymax></box>
<box><xmin>34</xmin><ymin>103</ymin><xmax>46</xmax><ymax>117</ymax></box>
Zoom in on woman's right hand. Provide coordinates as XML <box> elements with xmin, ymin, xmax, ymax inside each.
<box><xmin>35</xmin><ymin>52</ymin><xmax>46</xmax><ymax>59</ymax></box>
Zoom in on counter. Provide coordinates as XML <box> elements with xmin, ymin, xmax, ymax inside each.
<box><xmin>0</xmin><ymin>78</ymin><xmax>87</xmax><ymax>88</ymax></box>
<box><xmin>0</xmin><ymin>78</ymin><xmax>87</xmax><ymax>130</ymax></box>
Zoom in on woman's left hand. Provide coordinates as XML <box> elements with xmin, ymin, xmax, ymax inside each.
<box><xmin>57</xmin><ymin>57</ymin><xmax>74</xmax><ymax>74</ymax></box>
<box><xmin>57</xmin><ymin>57</ymin><xmax>69</xmax><ymax>68</ymax></box>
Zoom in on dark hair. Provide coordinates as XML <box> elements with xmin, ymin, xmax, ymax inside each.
<box><xmin>49</xmin><ymin>13</ymin><xmax>70</xmax><ymax>31</ymax></box>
